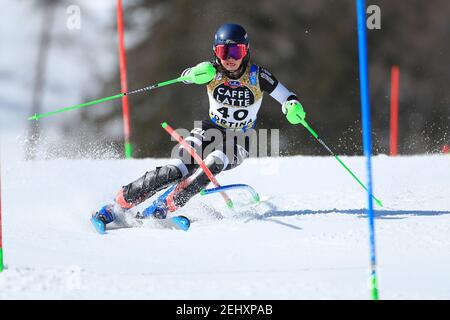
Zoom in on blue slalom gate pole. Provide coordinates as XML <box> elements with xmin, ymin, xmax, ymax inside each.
<box><xmin>356</xmin><ymin>0</ymin><xmax>379</xmax><ymax>300</ymax></box>
<box><xmin>200</xmin><ymin>184</ymin><xmax>260</xmax><ymax>203</ymax></box>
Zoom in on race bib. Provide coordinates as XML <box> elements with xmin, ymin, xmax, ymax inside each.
<box><xmin>207</xmin><ymin>64</ymin><xmax>263</xmax><ymax>130</ymax></box>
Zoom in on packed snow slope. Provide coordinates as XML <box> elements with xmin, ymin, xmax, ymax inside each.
<box><xmin>0</xmin><ymin>154</ymin><xmax>449</xmax><ymax>299</ymax></box>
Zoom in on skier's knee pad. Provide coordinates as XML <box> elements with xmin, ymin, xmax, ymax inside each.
<box><xmin>170</xmin><ymin>150</ymin><xmax>229</xmax><ymax>208</ymax></box>
<box><xmin>204</xmin><ymin>150</ymin><xmax>229</xmax><ymax>174</ymax></box>
<box><xmin>167</xmin><ymin>158</ymin><xmax>190</xmax><ymax>177</ymax></box>
<box><xmin>180</xmin><ymin>151</ymin><xmax>225</xmax><ymax>193</ymax></box>
<box><xmin>122</xmin><ymin>163</ymin><xmax>184</xmax><ymax>205</ymax></box>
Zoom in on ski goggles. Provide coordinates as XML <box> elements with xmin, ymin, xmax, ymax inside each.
<box><xmin>214</xmin><ymin>44</ymin><xmax>248</xmax><ymax>60</ymax></box>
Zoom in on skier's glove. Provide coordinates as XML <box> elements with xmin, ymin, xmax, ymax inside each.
<box><xmin>282</xmin><ymin>100</ymin><xmax>306</xmax><ymax>125</ymax></box>
<box><xmin>181</xmin><ymin>62</ymin><xmax>216</xmax><ymax>85</ymax></box>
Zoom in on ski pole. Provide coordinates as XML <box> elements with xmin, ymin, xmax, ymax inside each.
<box><xmin>27</xmin><ymin>77</ymin><xmax>189</xmax><ymax>121</ymax></box>
<box><xmin>299</xmin><ymin>119</ymin><xmax>383</xmax><ymax>207</ymax></box>
<box><xmin>27</xmin><ymin>62</ymin><xmax>217</xmax><ymax>121</ymax></box>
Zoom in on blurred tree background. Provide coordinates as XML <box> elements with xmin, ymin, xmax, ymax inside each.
<box><xmin>67</xmin><ymin>0</ymin><xmax>450</xmax><ymax>158</ymax></box>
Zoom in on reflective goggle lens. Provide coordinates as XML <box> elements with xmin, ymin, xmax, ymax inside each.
<box><xmin>214</xmin><ymin>44</ymin><xmax>248</xmax><ymax>60</ymax></box>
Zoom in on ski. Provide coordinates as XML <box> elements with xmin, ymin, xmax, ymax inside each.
<box><xmin>153</xmin><ymin>215</ymin><xmax>191</xmax><ymax>231</ymax></box>
<box><xmin>91</xmin><ymin>184</ymin><xmax>191</xmax><ymax>234</ymax></box>
<box><xmin>90</xmin><ymin>211</ymin><xmax>191</xmax><ymax>234</ymax></box>
<box><xmin>91</xmin><ymin>183</ymin><xmax>259</xmax><ymax>234</ymax></box>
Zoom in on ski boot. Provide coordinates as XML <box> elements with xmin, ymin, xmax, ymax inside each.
<box><xmin>136</xmin><ymin>185</ymin><xmax>191</xmax><ymax>231</ymax></box>
<box><xmin>91</xmin><ymin>205</ymin><xmax>115</xmax><ymax>234</ymax></box>
<box><xmin>136</xmin><ymin>184</ymin><xmax>175</xmax><ymax>220</ymax></box>
<box><xmin>91</xmin><ymin>203</ymin><xmax>127</xmax><ymax>234</ymax></box>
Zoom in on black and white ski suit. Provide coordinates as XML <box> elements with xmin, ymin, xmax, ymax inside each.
<box><xmin>117</xmin><ymin>61</ymin><xmax>298</xmax><ymax>210</ymax></box>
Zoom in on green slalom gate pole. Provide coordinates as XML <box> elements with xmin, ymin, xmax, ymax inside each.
<box><xmin>299</xmin><ymin>119</ymin><xmax>383</xmax><ymax>208</ymax></box>
<box><xmin>27</xmin><ymin>76</ymin><xmax>189</xmax><ymax>121</ymax></box>
<box><xmin>124</xmin><ymin>142</ymin><xmax>133</xmax><ymax>159</ymax></box>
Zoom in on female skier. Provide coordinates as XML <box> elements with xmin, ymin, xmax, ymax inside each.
<box><xmin>92</xmin><ymin>23</ymin><xmax>306</xmax><ymax>231</ymax></box>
